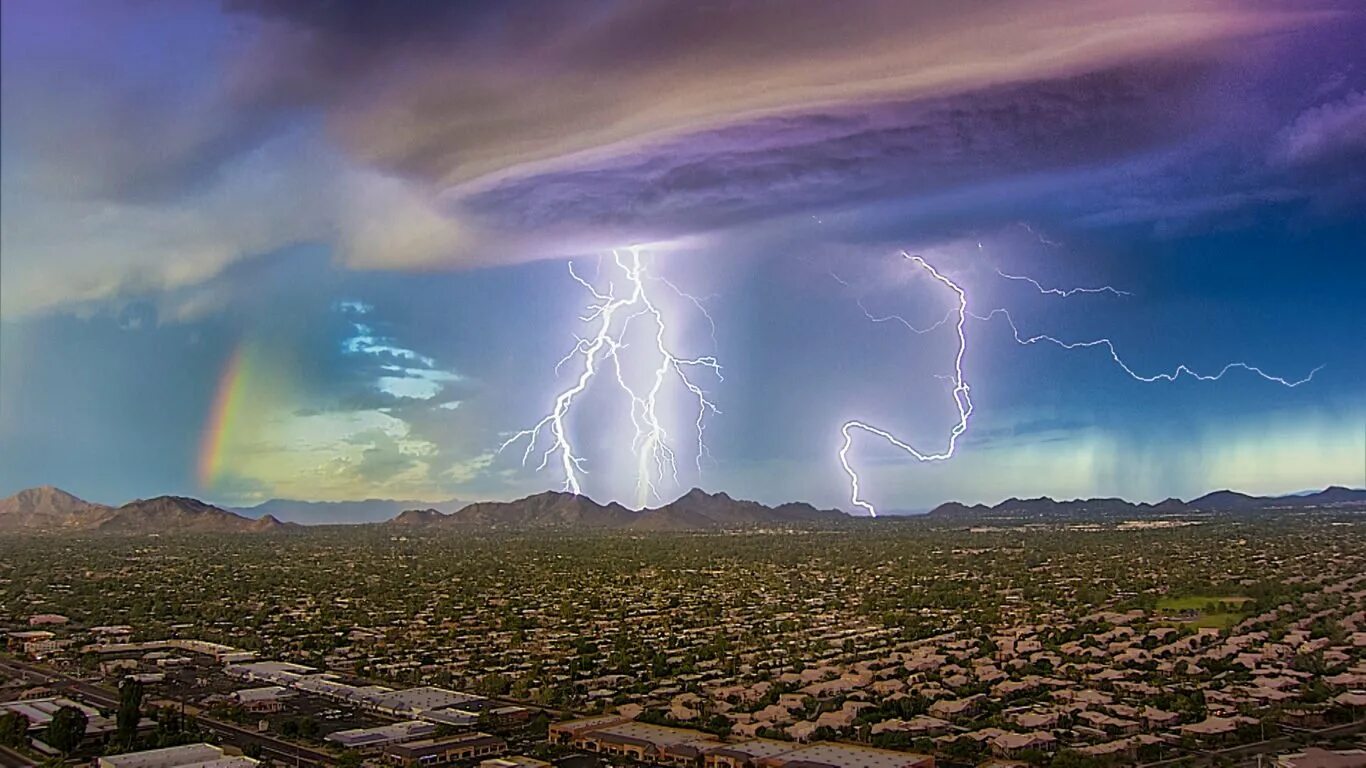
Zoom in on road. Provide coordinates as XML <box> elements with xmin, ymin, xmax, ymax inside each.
<box><xmin>1138</xmin><ymin>718</ymin><xmax>1366</xmax><ymax>768</ymax></box>
<box><xmin>0</xmin><ymin>745</ymin><xmax>35</xmax><ymax>768</ymax></box>
<box><xmin>1</xmin><ymin>656</ymin><xmax>335</xmax><ymax>767</ymax></box>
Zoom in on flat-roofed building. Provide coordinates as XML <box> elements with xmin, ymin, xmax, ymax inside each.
<box><xmin>97</xmin><ymin>743</ymin><xmax>258</xmax><ymax>768</ymax></box>
<box><xmin>223</xmin><ymin>661</ymin><xmax>316</xmax><ymax>685</ymax></box>
<box><xmin>759</xmin><ymin>742</ymin><xmax>934</xmax><ymax>768</ymax></box>
<box><xmin>548</xmin><ymin>715</ymin><xmax>629</xmax><ymax>747</ymax></box>
<box><xmin>229</xmin><ymin>686</ymin><xmax>293</xmax><ymax>714</ymax></box>
<box><xmin>371</xmin><ymin>687</ymin><xmax>485</xmax><ymax>717</ymax></box>
<box><xmin>479</xmin><ymin>758</ymin><xmax>551</xmax><ymax>768</ymax></box>
<box><xmin>326</xmin><ymin>721</ymin><xmax>439</xmax><ymax>751</ymax></box>
<box><xmin>383</xmin><ymin>732</ymin><xmax>506</xmax><ymax>767</ymax></box>
<box><xmin>1</xmin><ymin>696</ymin><xmax>113</xmax><ymax>735</ymax></box>
<box><xmin>706</xmin><ymin>739</ymin><xmax>801</xmax><ymax>768</ymax></box>
<box><xmin>1275</xmin><ymin>748</ymin><xmax>1366</xmax><ymax>768</ymax></box>
<box><xmin>551</xmin><ymin>717</ymin><xmax>933</xmax><ymax>768</ymax></box>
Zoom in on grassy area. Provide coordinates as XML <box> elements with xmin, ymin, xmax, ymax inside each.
<box><xmin>1156</xmin><ymin>595</ymin><xmax>1251</xmax><ymax>630</ymax></box>
<box><xmin>1156</xmin><ymin>595</ymin><xmax>1251</xmax><ymax>612</ymax></box>
<box><xmin>1186</xmin><ymin>612</ymin><xmax>1243</xmax><ymax>629</ymax></box>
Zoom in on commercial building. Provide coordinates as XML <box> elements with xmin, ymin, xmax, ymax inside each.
<box><xmin>1</xmin><ymin>696</ymin><xmax>114</xmax><ymax>736</ymax></box>
<box><xmin>382</xmin><ymin>732</ymin><xmax>506</xmax><ymax>767</ymax></box>
<box><xmin>325</xmin><ymin>721</ymin><xmax>439</xmax><ymax>751</ymax></box>
<box><xmin>479</xmin><ymin>758</ymin><xmax>551</xmax><ymax>768</ymax></box>
<box><xmin>229</xmin><ymin>686</ymin><xmax>294</xmax><ymax>714</ymax></box>
<box><xmin>549</xmin><ymin>717</ymin><xmax>933</xmax><ymax>768</ymax></box>
<box><xmin>97</xmin><ymin>743</ymin><xmax>258</xmax><ymax>768</ymax></box>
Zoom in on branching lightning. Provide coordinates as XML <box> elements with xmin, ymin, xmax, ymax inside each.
<box><xmin>831</xmin><ymin>271</ymin><xmax>955</xmax><ymax>335</ymax></box>
<box><xmin>838</xmin><ymin>254</ymin><xmax>974</xmax><ymax>518</ymax></box>
<box><xmin>500</xmin><ymin>247</ymin><xmax>722</xmax><ymax>507</ymax></box>
<box><xmin>837</xmin><ymin>253</ymin><xmax>1323</xmax><ymax>517</ymax></box>
<box><xmin>996</xmin><ymin>269</ymin><xmax>1132</xmax><ymax>298</ymax></box>
<box><xmin>970</xmin><ymin>307</ymin><xmax>1323</xmax><ymax>386</ymax></box>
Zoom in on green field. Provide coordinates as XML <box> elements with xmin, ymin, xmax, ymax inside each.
<box><xmin>1184</xmin><ymin>612</ymin><xmax>1242</xmax><ymax>629</ymax></box>
<box><xmin>1156</xmin><ymin>595</ymin><xmax>1251</xmax><ymax>629</ymax></box>
<box><xmin>1156</xmin><ymin>595</ymin><xmax>1251</xmax><ymax>612</ymax></box>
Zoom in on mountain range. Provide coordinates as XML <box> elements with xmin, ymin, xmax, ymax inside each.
<box><xmin>927</xmin><ymin>485</ymin><xmax>1366</xmax><ymax>520</ymax></box>
<box><xmin>1</xmin><ymin>484</ymin><xmax>1361</xmax><ymax>534</ymax></box>
<box><xmin>0</xmin><ymin>486</ymin><xmax>845</xmax><ymax>534</ymax></box>
<box><xmin>232</xmin><ymin>497</ymin><xmax>465</xmax><ymax>525</ymax></box>
<box><xmin>0</xmin><ymin>486</ymin><xmax>294</xmax><ymax>534</ymax></box>
<box><xmin>391</xmin><ymin>488</ymin><xmax>847</xmax><ymax>531</ymax></box>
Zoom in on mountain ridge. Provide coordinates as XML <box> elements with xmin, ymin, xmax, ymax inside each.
<box><xmin>927</xmin><ymin>485</ymin><xmax>1366</xmax><ymax>519</ymax></box>
<box><xmin>383</xmin><ymin>487</ymin><xmax>848</xmax><ymax>531</ymax></box>
<box><xmin>2</xmin><ymin>484</ymin><xmax>1361</xmax><ymax>532</ymax></box>
<box><xmin>232</xmin><ymin>497</ymin><xmax>466</xmax><ymax>525</ymax></box>
<box><xmin>0</xmin><ymin>489</ymin><xmax>298</xmax><ymax>534</ymax></box>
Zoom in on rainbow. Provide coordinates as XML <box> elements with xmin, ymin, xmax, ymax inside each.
<box><xmin>198</xmin><ymin>343</ymin><xmax>249</xmax><ymax>488</ymax></box>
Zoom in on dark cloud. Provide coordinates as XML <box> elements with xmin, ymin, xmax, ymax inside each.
<box><xmin>462</xmin><ymin>62</ymin><xmax>1213</xmax><ymax>238</ymax></box>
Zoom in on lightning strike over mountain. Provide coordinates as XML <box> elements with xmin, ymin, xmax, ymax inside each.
<box><xmin>838</xmin><ymin>253</ymin><xmax>975</xmax><ymax>518</ymax></box>
<box><xmin>500</xmin><ymin>248</ymin><xmax>722</xmax><ymax>507</ymax></box>
<box><xmin>838</xmin><ymin>254</ymin><xmax>1324</xmax><ymax>517</ymax></box>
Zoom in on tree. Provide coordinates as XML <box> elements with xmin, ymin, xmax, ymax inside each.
<box><xmin>118</xmin><ymin>678</ymin><xmax>145</xmax><ymax>749</ymax></box>
<box><xmin>0</xmin><ymin>711</ymin><xmax>29</xmax><ymax>748</ymax></box>
<box><xmin>45</xmin><ymin>706</ymin><xmax>88</xmax><ymax>755</ymax></box>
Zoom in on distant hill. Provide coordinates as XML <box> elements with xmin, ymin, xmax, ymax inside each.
<box><xmin>393</xmin><ymin>491</ymin><xmax>636</xmax><ymax>530</ymax></box>
<box><xmin>97</xmin><ymin>496</ymin><xmax>296</xmax><ymax>534</ymax></box>
<box><xmin>0</xmin><ymin>485</ymin><xmax>113</xmax><ymax>530</ymax></box>
<box><xmin>386</xmin><ymin>488</ymin><xmax>848</xmax><ymax>531</ymax></box>
<box><xmin>0</xmin><ymin>487</ymin><xmax>297</xmax><ymax>534</ymax></box>
<box><xmin>928</xmin><ymin>486</ymin><xmax>1366</xmax><ymax>520</ymax></box>
<box><xmin>233</xmin><ymin>497</ymin><xmax>465</xmax><ymax>525</ymax></box>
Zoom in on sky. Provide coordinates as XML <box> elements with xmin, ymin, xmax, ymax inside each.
<box><xmin>1</xmin><ymin>0</ymin><xmax>1363</xmax><ymax>513</ymax></box>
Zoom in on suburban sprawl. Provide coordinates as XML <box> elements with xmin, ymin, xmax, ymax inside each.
<box><xmin>2</xmin><ymin>508</ymin><xmax>1364</xmax><ymax>768</ymax></box>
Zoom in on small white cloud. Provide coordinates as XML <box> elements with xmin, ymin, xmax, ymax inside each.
<box><xmin>1274</xmin><ymin>90</ymin><xmax>1366</xmax><ymax>166</ymax></box>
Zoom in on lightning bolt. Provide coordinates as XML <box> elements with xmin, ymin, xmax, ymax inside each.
<box><xmin>837</xmin><ymin>253</ymin><xmax>1323</xmax><ymax>517</ymax></box>
<box><xmin>996</xmin><ymin>269</ymin><xmax>1132</xmax><ymax>298</ymax></box>
<box><xmin>838</xmin><ymin>254</ymin><xmax>974</xmax><ymax>518</ymax></box>
<box><xmin>500</xmin><ymin>247</ymin><xmax>722</xmax><ymax>507</ymax></box>
<box><xmin>971</xmin><ymin>307</ymin><xmax>1323</xmax><ymax>386</ymax></box>
<box><xmin>831</xmin><ymin>271</ymin><xmax>955</xmax><ymax>334</ymax></box>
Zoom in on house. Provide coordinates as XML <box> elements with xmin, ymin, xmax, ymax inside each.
<box><xmin>990</xmin><ymin>731</ymin><xmax>1056</xmax><ymax>758</ymax></box>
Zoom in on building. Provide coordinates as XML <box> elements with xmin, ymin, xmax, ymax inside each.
<box><xmin>382</xmin><ymin>732</ymin><xmax>506</xmax><ymax>767</ymax></box>
<box><xmin>706</xmin><ymin>739</ymin><xmax>806</xmax><ymax>768</ymax></box>
<box><xmin>97</xmin><ymin>743</ymin><xmax>258</xmax><ymax>768</ymax></box>
<box><xmin>326</xmin><ymin>721</ymin><xmax>439</xmax><ymax>751</ymax></box>
<box><xmin>223</xmin><ymin>660</ymin><xmax>318</xmax><ymax>685</ymax></box>
<box><xmin>229</xmin><ymin>686</ymin><xmax>293</xmax><ymax>714</ymax></box>
<box><xmin>550</xmin><ymin>717</ymin><xmax>933</xmax><ymax>768</ymax></box>
<box><xmin>1275</xmin><ymin>748</ymin><xmax>1366</xmax><ymax>768</ymax></box>
<box><xmin>479</xmin><ymin>758</ymin><xmax>551</xmax><ymax>768</ymax></box>
<box><xmin>7</xmin><ymin>631</ymin><xmax>54</xmax><ymax>651</ymax></box>
<box><xmin>762</xmin><ymin>743</ymin><xmax>934</xmax><ymax>768</ymax></box>
<box><xmin>28</xmin><ymin>614</ymin><xmax>69</xmax><ymax>626</ymax></box>
<box><xmin>1</xmin><ymin>696</ymin><xmax>114</xmax><ymax>737</ymax></box>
